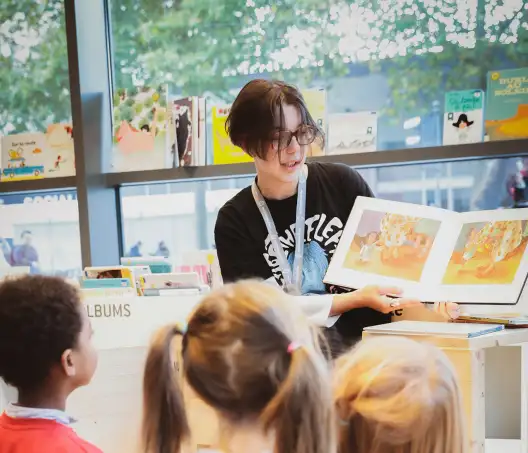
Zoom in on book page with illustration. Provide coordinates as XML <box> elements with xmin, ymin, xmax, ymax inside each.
<box><xmin>324</xmin><ymin>197</ymin><xmax>528</xmax><ymax>304</ymax></box>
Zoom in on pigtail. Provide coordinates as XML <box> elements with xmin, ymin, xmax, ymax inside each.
<box><xmin>261</xmin><ymin>346</ymin><xmax>335</xmax><ymax>453</ymax></box>
<box><xmin>142</xmin><ymin>324</ymin><xmax>190</xmax><ymax>453</ymax></box>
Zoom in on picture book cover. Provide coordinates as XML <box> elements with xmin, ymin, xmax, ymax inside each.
<box><xmin>486</xmin><ymin>68</ymin><xmax>528</xmax><ymax>140</ymax></box>
<box><xmin>443</xmin><ymin>90</ymin><xmax>485</xmax><ymax>145</ymax></box>
<box><xmin>212</xmin><ymin>106</ymin><xmax>253</xmax><ymax>165</ymax></box>
<box><xmin>112</xmin><ymin>85</ymin><xmax>169</xmax><ymax>172</ymax></box>
<box><xmin>173</xmin><ymin>97</ymin><xmax>194</xmax><ymax>167</ymax></box>
<box><xmin>301</xmin><ymin>88</ymin><xmax>326</xmax><ymax>156</ymax></box>
<box><xmin>1</xmin><ymin>125</ymin><xmax>75</xmax><ymax>181</ymax></box>
<box><xmin>324</xmin><ymin>196</ymin><xmax>528</xmax><ymax>304</ymax></box>
<box><xmin>83</xmin><ymin>266</ymin><xmax>135</xmax><ymax>289</ymax></box>
<box><xmin>327</xmin><ymin>112</ymin><xmax>378</xmax><ymax>154</ymax></box>
<box><xmin>1</xmin><ymin>133</ymin><xmax>47</xmax><ymax>181</ymax></box>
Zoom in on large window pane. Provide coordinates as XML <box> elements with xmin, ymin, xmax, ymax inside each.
<box><xmin>0</xmin><ymin>2</ymin><xmax>71</xmax><ymax>134</ymax></box>
<box><xmin>110</xmin><ymin>0</ymin><xmax>528</xmax><ymax>157</ymax></box>
<box><xmin>0</xmin><ymin>190</ymin><xmax>82</xmax><ymax>278</ymax></box>
<box><xmin>120</xmin><ymin>156</ymin><xmax>526</xmax><ymax>259</ymax></box>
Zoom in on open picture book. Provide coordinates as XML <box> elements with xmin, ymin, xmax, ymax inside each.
<box><xmin>324</xmin><ymin>197</ymin><xmax>528</xmax><ymax>304</ymax></box>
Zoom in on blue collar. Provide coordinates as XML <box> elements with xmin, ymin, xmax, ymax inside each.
<box><xmin>5</xmin><ymin>403</ymin><xmax>76</xmax><ymax>426</ymax></box>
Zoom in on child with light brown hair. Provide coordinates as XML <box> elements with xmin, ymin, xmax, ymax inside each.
<box><xmin>141</xmin><ymin>280</ymin><xmax>336</xmax><ymax>453</ymax></box>
<box><xmin>334</xmin><ymin>336</ymin><xmax>467</xmax><ymax>453</ymax></box>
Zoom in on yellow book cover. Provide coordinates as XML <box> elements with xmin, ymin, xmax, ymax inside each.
<box><xmin>212</xmin><ymin>106</ymin><xmax>253</xmax><ymax>165</ymax></box>
<box><xmin>301</xmin><ymin>88</ymin><xmax>326</xmax><ymax>156</ymax></box>
<box><xmin>485</xmin><ymin>68</ymin><xmax>528</xmax><ymax>140</ymax></box>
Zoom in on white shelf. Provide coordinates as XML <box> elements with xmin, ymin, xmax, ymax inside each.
<box><xmin>486</xmin><ymin>439</ymin><xmax>522</xmax><ymax>453</ymax></box>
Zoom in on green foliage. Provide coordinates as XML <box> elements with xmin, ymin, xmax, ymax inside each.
<box><xmin>119</xmin><ymin>105</ymin><xmax>135</xmax><ymax>123</ymax></box>
<box><xmin>0</xmin><ymin>0</ymin><xmax>70</xmax><ymax>134</ymax></box>
<box><xmin>1</xmin><ymin>0</ymin><xmax>527</xmax><ymax>135</ymax></box>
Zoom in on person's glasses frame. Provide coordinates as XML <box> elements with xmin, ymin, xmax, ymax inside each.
<box><xmin>271</xmin><ymin>124</ymin><xmax>317</xmax><ymax>154</ymax></box>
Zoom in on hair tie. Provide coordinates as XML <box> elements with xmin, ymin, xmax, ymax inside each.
<box><xmin>287</xmin><ymin>341</ymin><xmax>301</xmax><ymax>354</ymax></box>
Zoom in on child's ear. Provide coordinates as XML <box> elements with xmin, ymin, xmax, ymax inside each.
<box><xmin>61</xmin><ymin>349</ymin><xmax>76</xmax><ymax>377</ymax></box>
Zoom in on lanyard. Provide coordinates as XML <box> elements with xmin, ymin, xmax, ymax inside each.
<box><xmin>252</xmin><ymin>166</ymin><xmax>307</xmax><ymax>295</ymax></box>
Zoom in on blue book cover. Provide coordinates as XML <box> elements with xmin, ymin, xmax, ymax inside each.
<box><xmin>121</xmin><ymin>257</ymin><xmax>172</xmax><ymax>274</ymax></box>
<box><xmin>485</xmin><ymin>68</ymin><xmax>528</xmax><ymax>140</ymax></box>
<box><xmin>81</xmin><ymin>278</ymin><xmax>132</xmax><ymax>289</ymax></box>
<box><xmin>443</xmin><ymin>90</ymin><xmax>484</xmax><ymax>145</ymax></box>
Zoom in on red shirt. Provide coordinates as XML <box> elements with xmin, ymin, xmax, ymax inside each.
<box><xmin>0</xmin><ymin>414</ymin><xmax>102</xmax><ymax>453</ymax></box>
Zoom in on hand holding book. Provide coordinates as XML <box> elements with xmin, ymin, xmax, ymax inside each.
<box><xmin>330</xmin><ymin>285</ymin><xmax>422</xmax><ymax>315</ymax></box>
<box><xmin>330</xmin><ymin>285</ymin><xmax>461</xmax><ymax>320</ymax></box>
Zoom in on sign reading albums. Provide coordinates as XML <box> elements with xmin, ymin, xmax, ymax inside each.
<box><xmin>83</xmin><ymin>296</ymin><xmax>200</xmax><ymax>350</ymax></box>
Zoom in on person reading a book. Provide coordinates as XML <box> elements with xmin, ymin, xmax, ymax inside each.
<box><xmin>0</xmin><ymin>275</ymin><xmax>101</xmax><ymax>453</ymax></box>
<box><xmin>334</xmin><ymin>336</ymin><xmax>467</xmax><ymax>453</ymax></box>
<box><xmin>142</xmin><ymin>281</ymin><xmax>335</xmax><ymax>453</ymax></box>
<box><xmin>214</xmin><ymin>79</ymin><xmax>427</xmax><ymax>353</ymax></box>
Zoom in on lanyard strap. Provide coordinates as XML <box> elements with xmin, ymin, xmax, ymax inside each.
<box><xmin>252</xmin><ymin>166</ymin><xmax>307</xmax><ymax>295</ymax></box>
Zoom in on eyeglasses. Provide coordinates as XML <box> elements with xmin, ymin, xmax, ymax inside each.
<box><xmin>271</xmin><ymin>125</ymin><xmax>317</xmax><ymax>151</ymax></box>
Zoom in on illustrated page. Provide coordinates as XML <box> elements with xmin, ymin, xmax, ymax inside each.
<box><xmin>324</xmin><ymin>196</ymin><xmax>458</xmax><ymax>300</ymax></box>
<box><xmin>439</xmin><ymin>208</ymin><xmax>528</xmax><ymax>304</ymax></box>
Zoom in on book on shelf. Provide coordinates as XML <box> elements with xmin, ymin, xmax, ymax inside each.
<box><xmin>485</xmin><ymin>68</ymin><xmax>528</xmax><ymax>141</ymax></box>
<box><xmin>173</xmin><ymin>96</ymin><xmax>193</xmax><ymax>166</ymax></box>
<box><xmin>364</xmin><ymin>320</ymin><xmax>504</xmax><ymax>338</ymax></box>
<box><xmin>81</xmin><ymin>287</ymin><xmax>137</xmax><ymax>298</ymax></box>
<box><xmin>1</xmin><ymin>125</ymin><xmax>75</xmax><ymax>181</ymax></box>
<box><xmin>112</xmin><ymin>85</ymin><xmax>170</xmax><ymax>172</ymax></box>
<box><xmin>442</xmin><ymin>90</ymin><xmax>485</xmax><ymax>145</ymax></box>
<box><xmin>139</xmin><ymin>272</ymin><xmax>201</xmax><ymax>290</ymax></box>
<box><xmin>324</xmin><ymin>196</ymin><xmax>528</xmax><ymax>304</ymax></box>
<box><xmin>120</xmin><ymin>256</ymin><xmax>172</xmax><ymax>274</ymax></box>
<box><xmin>173</xmin><ymin>96</ymin><xmax>207</xmax><ymax>167</ymax></box>
<box><xmin>81</xmin><ymin>278</ymin><xmax>132</xmax><ymax>289</ymax></box>
<box><xmin>198</xmin><ymin>97</ymin><xmax>207</xmax><ymax>166</ymax></box>
<box><xmin>301</xmin><ymin>88</ymin><xmax>326</xmax><ymax>157</ymax></box>
<box><xmin>143</xmin><ymin>287</ymin><xmax>203</xmax><ymax>297</ymax></box>
<box><xmin>83</xmin><ymin>265</ymin><xmax>151</xmax><ymax>296</ymax></box>
<box><xmin>327</xmin><ymin>112</ymin><xmax>378</xmax><ymax>155</ymax></box>
<box><xmin>175</xmin><ymin>249</ymin><xmax>223</xmax><ymax>289</ymax></box>
<box><xmin>211</xmin><ymin>106</ymin><xmax>252</xmax><ymax>165</ymax></box>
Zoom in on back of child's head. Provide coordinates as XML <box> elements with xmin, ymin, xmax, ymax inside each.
<box><xmin>0</xmin><ymin>275</ymin><xmax>97</xmax><ymax>396</ymax></box>
<box><xmin>142</xmin><ymin>280</ymin><xmax>335</xmax><ymax>453</ymax></box>
<box><xmin>334</xmin><ymin>336</ymin><xmax>467</xmax><ymax>453</ymax></box>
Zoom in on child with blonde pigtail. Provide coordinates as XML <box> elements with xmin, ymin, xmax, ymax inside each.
<box><xmin>334</xmin><ymin>336</ymin><xmax>467</xmax><ymax>453</ymax></box>
<box><xmin>141</xmin><ymin>280</ymin><xmax>336</xmax><ymax>453</ymax></box>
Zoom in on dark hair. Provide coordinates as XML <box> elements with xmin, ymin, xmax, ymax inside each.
<box><xmin>142</xmin><ymin>280</ymin><xmax>334</xmax><ymax>453</ymax></box>
<box><xmin>0</xmin><ymin>275</ymin><xmax>83</xmax><ymax>391</ymax></box>
<box><xmin>21</xmin><ymin>230</ymin><xmax>32</xmax><ymax>238</ymax></box>
<box><xmin>226</xmin><ymin>79</ymin><xmax>324</xmax><ymax>159</ymax></box>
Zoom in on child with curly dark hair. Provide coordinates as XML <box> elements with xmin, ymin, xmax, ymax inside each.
<box><xmin>0</xmin><ymin>275</ymin><xmax>101</xmax><ymax>453</ymax></box>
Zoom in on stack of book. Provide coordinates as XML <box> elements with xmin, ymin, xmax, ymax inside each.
<box><xmin>80</xmin><ymin>257</ymin><xmax>211</xmax><ymax>298</ymax></box>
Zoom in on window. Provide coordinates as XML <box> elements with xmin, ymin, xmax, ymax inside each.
<box><xmin>120</xmin><ymin>156</ymin><xmax>525</xmax><ymax>259</ymax></box>
<box><xmin>0</xmin><ymin>190</ymin><xmax>82</xmax><ymax>278</ymax></box>
<box><xmin>110</xmin><ymin>0</ymin><xmax>527</xmax><ymax>155</ymax></box>
<box><xmin>0</xmin><ymin>2</ymin><xmax>71</xmax><ymax>135</ymax></box>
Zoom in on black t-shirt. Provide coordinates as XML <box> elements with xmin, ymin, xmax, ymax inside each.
<box><xmin>214</xmin><ymin>162</ymin><xmax>390</xmax><ymax>345</ymax></box>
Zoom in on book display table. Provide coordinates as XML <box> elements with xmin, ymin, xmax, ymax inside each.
<box><xmin>363</xmin><ymin>324</ymin><xmax>528</xmax><ymax>453</ymax></box>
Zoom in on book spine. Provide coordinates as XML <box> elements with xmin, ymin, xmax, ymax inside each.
<box><xmin>198</xmin><ymin>97</ymin><xmax>207</xmax><ymax>166</ymax></box>
<box><xmin>192</xmin><ymin>97</ymin><xmax>199</xmax><ymax>166</ymax></box>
